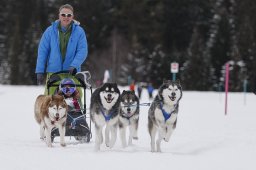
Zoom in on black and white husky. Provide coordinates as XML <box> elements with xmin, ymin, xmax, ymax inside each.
<box><xmin>90</xmin><ymin>83</ymin><xmax>120</xmax><ymax>151</ymax></box>
<box><xmin>119</xmin><ymin>90</ymin><xmax>140</xmax><ymax>147</ymax></box>
<box><xmin>148</xmin><ymin>80</ymin><xmax>182</xmax><ymax>152</ymax></box>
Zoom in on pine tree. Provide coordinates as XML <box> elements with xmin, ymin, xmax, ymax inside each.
<box><xmin>181</xmin><ymin>26</ymin><xmax>213</xmax><ymax>90</ymax></box>
<box><xmin>0</xmin><ymin>1</ymin><xmax>9</xmax><ymax>84</ymax></box>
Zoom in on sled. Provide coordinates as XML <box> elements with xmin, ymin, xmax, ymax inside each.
<box><xmin>46</xmin><ymin>71</ymin><xmax>92</xmax><ymax>143</ymax></box>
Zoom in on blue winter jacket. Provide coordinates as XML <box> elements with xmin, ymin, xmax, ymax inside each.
<box><xmin>35</xmin><ymin>20</ymin><xmax>88</xmax><ymax>73</ymax></box>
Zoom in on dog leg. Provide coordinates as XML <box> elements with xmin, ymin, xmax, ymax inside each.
<box><xmin>120</xmin><ymin>125</ymin><xmax>127</xmax><ymax>148</ymax></box>
<box><xmin>105</xmin><ymin>125</ymin><xmax>110</xmax><ymax>147</ymax></box>
<box><xmin>128</xmin><ymin>124</ymin><xmax>134</xmax><ymax>145</ymax></box>
<box><xmin>132</xmin><ymin>119</ymin><xmax>139</xmax><ymax>140</ymax></box>
<box><xmin>58</xmin><ymin>124</ymin><xmax>66</xmax><ymax>147</ymax></box>
<box><xmin>156</xmin><ymin>127</ymin><xmax>165</xmax><ymax>152</ymax></box>
<box><xmin>164</xmin><ymin>126</ymin><xmax>174</xmax><ymax>142</ymax></box>
<box><xmin>95</xmin><ymin>125</ymin><xmax>103</xmax><ymax>151</ymax></box>
<box><xmin>40</xmin><ymin>122</ymin><xmax>45</xmax><ymax>140</ymax></box>
<box><xmin>45</xmin><ymin>127</ymin><xmax>53</xmax><ymax>147</ymax></box>
<box><xmin>149</xmin><ymin>125</ymin><xmax>157</xmax><ymax>152</ymax></box>
<box><xmin>109</xmin><ymin>124</ymin><xmax>117</xmax><ymax>148</ymax></box>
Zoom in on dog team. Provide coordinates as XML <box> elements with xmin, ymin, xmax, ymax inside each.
<box><xmin>34</xmin><ymin>79</ymin><xmax>182</xmax><ymax>152</ymax></box>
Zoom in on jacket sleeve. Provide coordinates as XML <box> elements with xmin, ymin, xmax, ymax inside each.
<box><xmin>35</xmin><ymin>28</ymin><xmax>51</xmax><ymax>73</ymax></box>
<box><xmin>70</xmin><ymin>28</ymin><xmax>88</xmax><ymax>69</ymax></box>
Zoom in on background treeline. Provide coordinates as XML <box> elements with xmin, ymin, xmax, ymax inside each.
<box><xmin>0</xmin><ymin>0</ymin><xmax>256</xmax><ymax>91</ymax></box>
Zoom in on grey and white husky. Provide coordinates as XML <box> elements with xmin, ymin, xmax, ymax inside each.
<box><xmin>148</xmin><ymin>80</ymin><xmax>182</xmax><ymax>152</ymax></box>
<box><xmin>119</xmin><ymin>90</ymin><xmax>140</xmax><ymax>147</ymax></box>
<box><xmin>90</xmin><ymin>83</ymin><xmax>120</xmax><ymax>151</ymax></box>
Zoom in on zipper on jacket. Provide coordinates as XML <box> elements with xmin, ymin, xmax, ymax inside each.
<box><xmin>57</xmin><ymin>30</ymin><xmax>63</xmax><ymax>70</ymax></box>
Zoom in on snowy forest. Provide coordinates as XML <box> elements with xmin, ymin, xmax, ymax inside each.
<box><xmin>0</xmin><ymin>0</ymin><xmax>256</xmax><ymax>91</ymax></box>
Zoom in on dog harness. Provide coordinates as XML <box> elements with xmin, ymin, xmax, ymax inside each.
<box><xmin>160</xmin><ymin>102</ymin><xmax>176</xmax><ymax>122</ymax></box>
<box><xmin>100</xmin><ymin>107</ymin><xmax>114</xmax><ymax>121</ymax></box>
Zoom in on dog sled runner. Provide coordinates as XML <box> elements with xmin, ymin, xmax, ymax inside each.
<box><xmin>46</xmin><ymin>71</ymin><xmax>92</xmax><ymax>143</ymax></box>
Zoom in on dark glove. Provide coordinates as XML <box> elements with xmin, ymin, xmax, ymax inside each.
<box><xmin>37</xmin><ymin>73</ymin><xmax>44</xmax><ymax>85</ymax></box>
<box><xmin>69</xmin><ymin>67</ymin><xmax>77</xmax><ymax>75</ymax></box>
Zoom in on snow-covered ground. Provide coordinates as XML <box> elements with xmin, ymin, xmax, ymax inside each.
<box><xmin>0</xmin><ymin>85</ymin><xmax>255</xmax><ymax>170</ymax></box>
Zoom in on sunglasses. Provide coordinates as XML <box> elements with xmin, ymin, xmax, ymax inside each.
<box><xmin>60</xmin><ymin>13</ymin><xmax>73</xmax><ymax>18</ymax></box>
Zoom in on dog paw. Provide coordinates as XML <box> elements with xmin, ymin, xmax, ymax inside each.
<box><xmin>60</xmin><ymin>143</ymin><xmax>66</xmax><ymax>147</ymax></box>
<box><xmin>133</xmin><ymin>136</ymin><xmax>138</xmax><ymax>140</ymax></box>
<box><xmin>108</xmin><ymin>142</ymin><xmax>115</xmax><ymax>148</ymax></box>
<box><xmin>156</xmin><ymin>149</ymin><xmax>162</xmax><ymax>152</ymax></box>
<box><xmin>94</xmin><ymin>145</ymin><xmax>100</xmax><ymax>151</ymax></box>
<box><xmin>47</xmin><ymin>143</ymin><xmax>53</xmax><ymax>147</ymax></box>
<box><xmin>164</xmin><ymin>137</ymin><xmax>170</xmax><ymax>142</ymax></box>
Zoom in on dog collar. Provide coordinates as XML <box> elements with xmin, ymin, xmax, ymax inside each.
<box><xmin>50</xmin><ymin>114</ymin><xmax>66</xmax><ymax>125</ymax></box>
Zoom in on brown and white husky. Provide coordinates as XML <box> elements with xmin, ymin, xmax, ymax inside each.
<box><xmin>34</xmin><ymin>94</ymin><xmax>68</xmax><ymax>147</ymax></box>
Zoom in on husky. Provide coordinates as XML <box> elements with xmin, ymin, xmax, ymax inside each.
<box><xmin>90</xmin><ymin>83</ymin><xmax>120</xmax><ymax>151</ymax></box>
<box><xmin>148</xmin><ymin>80</ymin><xmax>182</xmax><ymax>152</ymax></box>
<box><xmin>119</xmin><ymin>90</ymin><xmax>140</xmax><ymax>147</ymax></box>
<box><xmin>34</xmin><ymin>94</ymin><xmax>68</xmax><ymax>147</ymax></box>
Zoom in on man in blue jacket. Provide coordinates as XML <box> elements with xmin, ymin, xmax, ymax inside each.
<box><xmin>35</xmin><ymin>4</ymin><xmax>88</xmax><ymax>86</ymax></box>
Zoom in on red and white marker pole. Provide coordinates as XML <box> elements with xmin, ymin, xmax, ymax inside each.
<box><xmin>225</xmin><ymin>63</ymin><xmax>229</xmax><ymax>115</ymax></box>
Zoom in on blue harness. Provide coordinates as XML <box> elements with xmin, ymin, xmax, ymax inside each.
<box><xmin>100</xmin><ymin>107</ymin><xmax>114</xmax><ymax>121</ymax></box>
<box><xmin>160</xmin><ymin>102</ymin><xmax>176</xmax><ymax>122</ymax></box>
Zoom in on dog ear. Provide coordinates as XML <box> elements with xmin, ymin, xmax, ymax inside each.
<box><xmin>175</xmin><ymin>79</ymin><xmax>180</xmax><ymax>85</ymax></box>
<box><xmin>163</xmin><ymin>79</ymin><xmax>171</xmax><ymax>84</ymax></box>
<box><xmin>100</xmin><ymin>83</ymin><xmax>106</xmax><ymax>89</ymax></box>
<box><xmin>114</xmin><ymin>83</ymin><xmax>120</xmax><ymax>94</ymax></box>
<box><xmin>157</xmin><ymin>92</ymin><xmax>163</xmax><ymax>101</ymax></box>
<box><xmin>157</xmin><ymin>84</ymin><xmax>164</xmax><ymax>101</ymax></box>
<box><xmin>62</xmin><ymin>96</ymin><xmax>68</xmax><ymax>110</ymax></box>
<box><xmin>58</xmin><ymin>95</ymin><xmax>65</xmax><ymax>102</ymax></box>
<box><xmin>175</xmin><ymin>79</ymin><xmax>182</xmax><ymax>90</ymax></box>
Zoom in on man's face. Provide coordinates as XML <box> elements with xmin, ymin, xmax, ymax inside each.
<box><xmin>59</xmin><ymin>8</ymin><xmax>73</xmax><ymax>27</ymax></box>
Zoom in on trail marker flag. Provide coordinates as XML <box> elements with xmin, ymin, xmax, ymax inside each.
<box><xmin>225</xmin><ymin>63</ymin><xmax>229</xmax><ymax>115</ymax></box>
